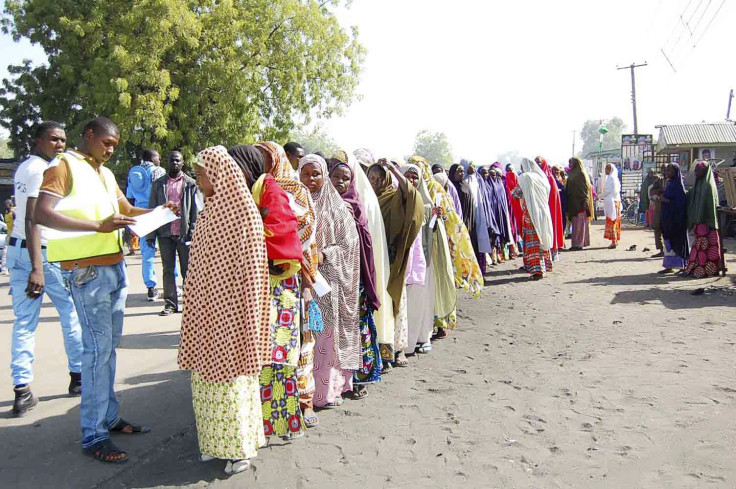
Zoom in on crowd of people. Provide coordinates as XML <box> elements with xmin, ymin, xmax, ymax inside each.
<box><xmin>5</xmin><ymin>116</ymin><xmax>724</xmax><ymax>474</ymax></box>
<box><xmin>640</xmin><ymin>162</ymin><xmax>723</xmax><ymax>278</ymax></box>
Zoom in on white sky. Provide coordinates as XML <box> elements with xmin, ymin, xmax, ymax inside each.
<box><xmin>2</xmin><ymin>0</ymin><xmax>734</xmax><ymax>164</ymax></box>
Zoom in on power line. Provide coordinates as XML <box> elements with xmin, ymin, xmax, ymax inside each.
<box><xmin>689</xmin><ymin>0</ymin><xmax>714</xmax><ymax>37</ymax></box>
<box><xmin>692</xmin><ymin>0</ymin><xmax>728</xmax><ymax>47</ymax></box>
<box><xmin>661</xmin><ymin>48</ymin><xmax>677</xmax><ymax>73</ymax></box>
<box><xmin>668</xmin><ymin>0</ymin><xmax>706</xmax><ymax>50</ymax></box>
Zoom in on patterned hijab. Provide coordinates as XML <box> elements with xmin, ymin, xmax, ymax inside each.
<box><xmin>256</xmin><ymin>141</ymin><xmax>317</xmax><ymax>281</ymax></box>
<box><xmin>178</xmin><ymin>146</ymin><xmax>270</xmax><ymax>382</ymax></box>
<box><xmin>297</xmin><ymin>154</ymin><xmax>361</xmax><ymax>369</ymax></box>
<box><xmin>330</xmin><ymin>161</ymin><xmax>380</xmax><ymax>311</ymax></box>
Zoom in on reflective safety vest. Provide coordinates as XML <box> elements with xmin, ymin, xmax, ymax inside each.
<box><xmin>46</xmin><ymin>152</ymin><xmax>123</xmax><ymax>262</ymax></box>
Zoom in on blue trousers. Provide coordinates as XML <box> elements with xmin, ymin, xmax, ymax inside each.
<box><xmin>66</xmin><ymin>262</ymin><xmax>128</xmax><ymax>448</ymax></box>
<box><xmin>8</xmin><ymin>243</ymin><xmax>82</xmax><ymax>386</ymax></box>
<box><xmin>139</xmin><ymin>238</ymin><xmax>156</xmax><ymax>289</ymax></box>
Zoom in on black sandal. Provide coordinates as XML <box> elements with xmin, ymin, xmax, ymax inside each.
<box><xmin>110</xmin><ymin>418</ymin><xmax>151</xmax><ymax>435</ymax></box>
<box><xmin>83</xmin><ymin>439</ymin><xmax>128</xmax><ymax>464</ymax></box>
<box><xmin>345</xmin><ymin>385</ymin><xmax>369</xmax><ymax>400</ymax></box>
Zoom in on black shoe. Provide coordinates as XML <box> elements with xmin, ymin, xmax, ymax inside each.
<box><xmin>159</xmin><ymin>306</ymin><xmax>178</xmax><ymax>316</ymax></box>
<box><xmin>147</xmin><ymin>288</ymin><xmax>159</xmax><ymax>302</ymax></box>
<box><xmin>69</xmin><ymin>372</ymin><xmax>82</xmax><ymax>397</ymax></box>
<box><xmin>650</xmin><ymin>251</ymin><xmax>664</xmax><ymax>258</ymax></box>
<box><xmin>12</xmin><ymin>385</ymin><xmax>38</xmax><ymax>417</ymax></box>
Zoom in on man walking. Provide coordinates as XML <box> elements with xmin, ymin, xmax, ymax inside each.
<box><xmin>126</xmin><ymin>148</ymin><xmax>165</xmax><ymax>301</ymax></box>
<box><xmin>147</xmin><ymin>150</ymin><xmax>199</xmax><ymax>316</ymax></box>
<box><xmin>9</xmin><ymin>121</ymin><xmax>83</xmax><ymax>417</ymax></box>
<box><xmin>35</xmin><ymin>117</ymin><xmax>175</xmax><ymax>463</ymax></box>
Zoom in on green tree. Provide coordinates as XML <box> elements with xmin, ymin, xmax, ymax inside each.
<box><xmin>0</xmin><ymin>0</ymin><xmax>365</xmax><ymax>169</ymax></box>
<box><xmin>412</xmin><ymin>130</ymin><xmax>453</xmax><ymax>168</ymax></box>
<box><xmin>289</xmin><ymin>123</ymin><xmax>339</xmax><ymax>156</ymax></box>
<box><xmin>579</xmin><ymin>117</ymin><xmax>627</xmax><ymax>157</ymax></box>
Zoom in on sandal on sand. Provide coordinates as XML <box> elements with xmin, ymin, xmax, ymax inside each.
<box><xmin>83</xmin><ymin>440</ymin><xmax>128</xmax><ymax>464</ymax></box>
<box><xmin>532</xmin><ymin>273</ymin><xmax>544</xmax><ymax>281</ymax></box>
<box><xmin>321</xmin><ymin>397</ymin><xmax>344</xmax><ymax>409</ymax></box>
<box><xmin>416</xmin><ymin>343</ymin><xmax>432</xmax><ymax>354</ymax></box>
<box><xmin>433</xmin><ymin>328</ymin><xmax>447</xmax><ymax>340</ymax></box>
<box><xmin>225</xmin><ymin>459</ymin><xmax>251</xmax><ymax>475</ymax></box>
<box><xmin>110</xmin><ymin>418</ymin><xmax>151</xmax><ymax>435</ymax></box>
<box><xmin>345</xmin><ymin>385</ymin><xmax>369</xmax><ymax>400</ymax></box>
<box><xmin>657</xmin><ymin>268</ymin><xmax>675</xmax><ymax>275</ymax></box>
<box><xmin>303</xmin><ymin>410</ymin><xmax>319</xmax><ymax>428</ymax></box>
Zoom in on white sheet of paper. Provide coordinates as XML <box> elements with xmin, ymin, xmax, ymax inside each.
<box><xmin>312</xmin><ymin>271</ymin><xmax>332</xmax><ymax>298</ymax></box>
<box><xmin>428</xmin><ymin>194</ymin><xmax>442</xmax><ymax>229</ymax></box>
<box><xmin>128</xmin><ymin>206</ymin><xmax>178</xmax><ymax>238</ymax></box>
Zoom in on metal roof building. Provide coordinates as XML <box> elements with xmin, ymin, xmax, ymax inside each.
<box><xmin>656</xmin><ymin>122</ymin><xmax>736</xmax><ymax>153</ymax></box>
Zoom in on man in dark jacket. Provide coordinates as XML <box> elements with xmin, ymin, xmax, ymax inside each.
<box><xmin>147</xmin><ymin>150</ymin><xmax>199</xmax><ymax>315</ymax></box>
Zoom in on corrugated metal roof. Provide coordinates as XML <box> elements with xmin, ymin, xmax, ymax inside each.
<box><xmin>657</xmin><ymin>122</ymin><xmax>736</xmax><ymax>150</ymax></box>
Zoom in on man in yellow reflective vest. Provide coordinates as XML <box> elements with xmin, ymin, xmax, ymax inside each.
<box><xmin>35</xmin><ymin>117</ymin><xmax>177</xmax><ymax>464</ymax></box>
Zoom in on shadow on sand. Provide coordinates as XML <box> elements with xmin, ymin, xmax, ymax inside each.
<box><xmin>0</xmin><ymin>369</ymin><xmax>243</xmax><ymax>488</ymax></box>
<box><xmin>610</xmin><ymin>286</ymin><xmax>735</xmax><ymax>309</ymax></box>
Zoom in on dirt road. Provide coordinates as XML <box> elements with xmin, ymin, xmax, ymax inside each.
<box><xmin>1</xmin><ymin>223</ymin><xmax>734</xmax><ymax>488</ymax></box>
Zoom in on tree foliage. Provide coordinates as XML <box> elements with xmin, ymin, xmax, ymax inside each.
<box><xmin>579</xmin><ymin>117</ymin><xmax>626</xmax><ymax>157</ymax></box>
<box><xmin>0</xmin><ymin>0</ymin><xmax>365</xmax><ymax>167</ymax></box>
<box><xmin>412</xmin><ymin>130</ymin><xmax>453</xmax><ymax>168</ymax></box>
<box><xmin>289</xmin><ymin>123</ymin><xmax>339</xmax><ymax>156</ymax></box>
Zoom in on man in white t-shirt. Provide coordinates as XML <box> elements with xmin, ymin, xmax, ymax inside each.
<box><xmin>8</xmin><ymin>121</ymin><xmax>83</xmax><ymax>417</ymax></box>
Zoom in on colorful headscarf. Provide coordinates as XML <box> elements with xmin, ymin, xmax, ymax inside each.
<box><xmin>179</xmin><ymin>146</ymin><xmax>270</xmax><ymax>382</ymax></box>
<box><xmin>229</xmin><ymin>145</ymin><xmax>303</xmax><ymax>278</ymax></box>
<box><xmin>256</xmin><ymin>141</ymin><xmax>317</xmax><ymax>281</ymax></box>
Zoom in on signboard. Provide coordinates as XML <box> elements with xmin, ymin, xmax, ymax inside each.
<box><xmin>621</xmin><ymin>134</ymin><xmax>654</xmax><ymax>173</ymax></box>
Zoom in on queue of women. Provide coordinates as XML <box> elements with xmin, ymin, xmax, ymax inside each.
<box><xmin>178</xmin><ymin>143</ymin><xmax>716</xmax><ymax>474</ymax></box>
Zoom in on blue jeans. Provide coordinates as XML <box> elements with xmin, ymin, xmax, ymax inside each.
<box><xmin>66</xmin><ymin>262</ymin><xmax>128</xmax><ymax>448</ymax></box>
<box><xmin>139</xmin><ymin>238</ymin><xmax>156</xmax><ymax>289</ymax></box>
<box><xmin>8</xmin><ymin>243</ymin><xmax>83</xmax><ymax>386</ymax></box>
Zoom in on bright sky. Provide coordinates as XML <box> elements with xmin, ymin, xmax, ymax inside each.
<box><xmin>2</xmin><ymin>0</ymin><xmax>734</xmax><ymax>165</ymax></box>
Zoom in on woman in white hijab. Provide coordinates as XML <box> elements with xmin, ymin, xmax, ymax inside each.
<box><xmin>602</xmin><ymin>163</ymin><xmax>622</xmax><ymax>249</ymax></box>
<box><xmin>513</xmin><ymin>158</ymin><xmax>554</xmax><ymax>280</ymax></box>
<box><xmin>352</xmin><ymin>149</ymin><xmax>395</xmax><ymax>366</ymax></box>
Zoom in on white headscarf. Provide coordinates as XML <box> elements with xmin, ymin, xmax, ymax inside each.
<box><xmin>433</xmin><ymin>171</ymin><xmax>449</xmax><ymax>188</ymax></box>
<box><xmin>603</xmin><ymin>163</ymin><xmax>622</xmax><ymax>218</ymax></box>
<box><xmin>350</xmin><ymin>149</ymin><xmax>395</xmax><ymax>347</ymax></box>
<box><xmin>518</xmin><ymin>158</ymin><xmax>554</xmax><ymax>251</ymax></box>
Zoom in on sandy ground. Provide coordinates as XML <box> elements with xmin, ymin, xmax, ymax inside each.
<box><xmin>0</xmin><ymin>222</ymin><xmax>734</xmax><ymax>489</ymax></box>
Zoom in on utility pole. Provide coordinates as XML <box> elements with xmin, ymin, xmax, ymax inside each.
<box><xmin>727</xmin><ymin>89</ymin><xmax>734</xmax><ymax>120</ymax></box>
<box><xmin>617</xmin><ymin>62</ymin><xmax>647</xmax><ymax>136</ymax></box>
<box><xmin>572</xmin><ymin>130</ymin><xmax>576</xmax><ymax>157</ymax></box>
